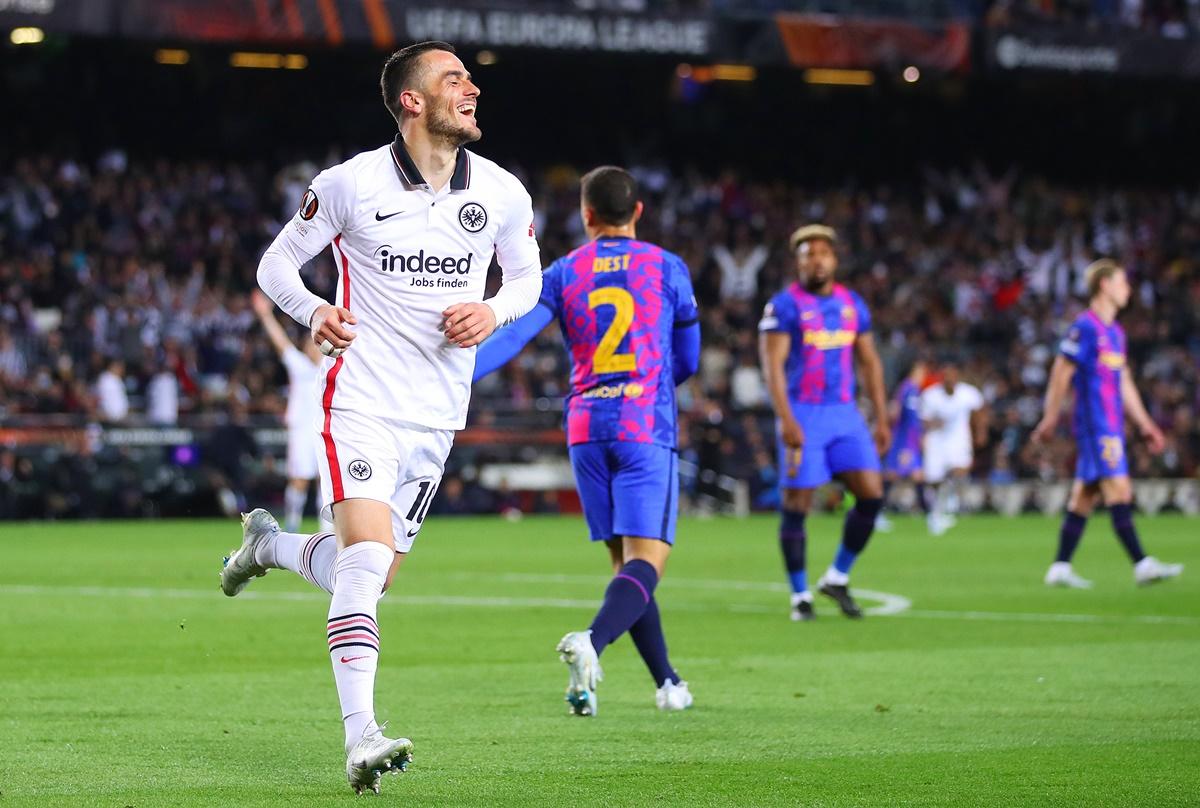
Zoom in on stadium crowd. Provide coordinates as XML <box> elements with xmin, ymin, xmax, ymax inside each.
<box><xmin>1</xmin><ymin>152</ymin><xmax>1198</xmax><ymax>516</ymax></box>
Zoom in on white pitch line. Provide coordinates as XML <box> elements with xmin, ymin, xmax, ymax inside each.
<box><xmin>0</xmin><ymin>583</ymin><xmax>1194</xmax><ymax>626</ymax></box>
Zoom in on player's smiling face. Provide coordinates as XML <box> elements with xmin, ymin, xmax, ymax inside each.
<box><xmin>419</xmin><ymin>50</ymin><xmax>481</xmax><ymax>146</ymax></box>
<box><xmin>796</xmin><ymin>238</ymin><xmax>838</xmax><ymax>291</ymax></box>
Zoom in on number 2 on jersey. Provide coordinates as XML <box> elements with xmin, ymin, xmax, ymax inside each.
<box><xmin>588</xmin><ymin>287</ymin><xmax>637</xmax><ymax>374</ymax></box>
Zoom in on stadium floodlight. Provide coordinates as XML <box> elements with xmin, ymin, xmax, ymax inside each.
<box><xmin>10</xmin><ymin>27</ymin><xmax>44</xmax><ymax>45</ymax></box>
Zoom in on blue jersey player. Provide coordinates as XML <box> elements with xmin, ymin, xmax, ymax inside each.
<box><xmin>759</xmin><ymin>225</ymin><xmax>890</xmax><ymax>621</ymax></box>
<box><xmin>474</xmin><ymin>166</ymin><xmax>701</xmax><ymax>714</ymax></box>
<box><xmin>878</xmin><ymin>359</ymin><xmax>931</xmax><ymax>531</ymax></box>
<box><xmin>1032</xmin><ymin>260</ymin><xmax>1182</xmax><ymax>588</ymax></box>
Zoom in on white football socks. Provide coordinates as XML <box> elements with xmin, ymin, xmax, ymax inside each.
<box><xmin>255</xmin><ymin>530</ymin><xmax>338</xmax><ymax>595</ymax></box>
<box><xmin>327</xmin><ymin>541</ymin><xmax>393</xmax><ymax>752</ymax></box>
<box><xmin>284</xmin><ymin>486</ymin><xmax>307</xmax><ymax>533</ymax></box>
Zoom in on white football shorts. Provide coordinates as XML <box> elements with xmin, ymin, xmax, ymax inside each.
<box><xmin>318</xmin><ymin>409</ymin><xmax>454</xmax><ymax>552</ymax></box>
<box><xmin>286</xmin><ymin>425</ymin><xmax>321</xmax><ymax>481</ymax></box>
<box><xmin>922</xmin><ymin>436</ymin><xmax>973</xmax><ymax>483</ymax></box>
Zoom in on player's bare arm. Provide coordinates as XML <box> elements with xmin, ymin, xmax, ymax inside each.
<box><xmin>759</xmin><ymin>329</ymin><xmax>803</xmax><ymax>471</ymax></box>
<box><xmin>1032</xmin><ymin>354</ymin><xmax>1075</xmax><ymax>444</ymax></box>
<box><xmin>1120</xmin><ymin>365</ymin><xmax>1165</xmax><ymax>453</ymax></box>
<box><xmin>854</xmin><ymin>331</ymin><xmax>891</xmax><ymax>455</ymax></box>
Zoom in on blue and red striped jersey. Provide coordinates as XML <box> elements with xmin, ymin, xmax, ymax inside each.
<box><xmin>1059</xmin><ymin>310</ymin><xmax>1126</xmax><ymax>437</ymax></box>
<box><xmin>759</xmin><ymin>282</ymin><xmax>871</xmax><ymax>405</ymax></box>
<box><xmin>539</xmin><ymin>236</ymin><xmax>698</xmax><ymax>447</ymax></box>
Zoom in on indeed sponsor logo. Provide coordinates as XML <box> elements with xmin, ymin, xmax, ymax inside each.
<box><xmin>1099</xmin><ymin>350</ymin><xmax>1125</xmax><ymax>370</ymax></box>
<box><xmin>581</xmin><ymin>382</ymin><xmax>645</xmax><ymax>400</ymax></box>
<box><xmin>373</xmin><ymin>245</ymin><xmax>474</xmax><ymax>275</ymax></box>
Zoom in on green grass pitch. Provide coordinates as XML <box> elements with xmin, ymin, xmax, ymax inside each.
<box><xmin>1</xmin><ymin>514</ymin><xmax>1197</xmax><ymax>806</ymax></box>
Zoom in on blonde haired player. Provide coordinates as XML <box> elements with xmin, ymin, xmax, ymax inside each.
<box><xmin>220</xmin><ymin>41</ymin><xmax>542</xmax><ymax>795</ymax></box>
<box><xmin>1032</xmin><ymin>259</ymin><xmax>1182</xmax><ymax>588</ymax></box>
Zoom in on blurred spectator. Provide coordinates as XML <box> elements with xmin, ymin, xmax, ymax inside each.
<box><xmin>95</xmin><ymin>359</ymin><xmax>129</xmax><ymax>423</ymax></box>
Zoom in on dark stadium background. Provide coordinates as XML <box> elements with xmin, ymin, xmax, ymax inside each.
<box><xmin>2</xmin><ymin>0</ymin><xmax>1199</xmax><ymax>520</ymax></box>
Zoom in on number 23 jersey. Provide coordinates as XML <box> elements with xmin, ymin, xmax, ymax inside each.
<box><xmin>539</xmin><ymin>236</ymin><xmax>697</xmax><ymax>448</ymax></box>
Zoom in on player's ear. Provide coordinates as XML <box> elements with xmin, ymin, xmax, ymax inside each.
<box><xmin>581</xmin><ymin>205</ymin><xmax>597</xmax><ymax>229</ymax></box>
<box><xmin>630</xmin><ymin>201</ymin><xmax>644</xmax><ymax>225</ymax></box>
<box><xmin>399</xmin><ymin>88</ymin><xmax>422</xmax><ymax>116</ymax></box>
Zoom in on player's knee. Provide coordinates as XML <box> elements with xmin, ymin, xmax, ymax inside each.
<box><xmin>334</xmin><ymin>541</ymin><xmax>393</xmax><ymax>597</ymax></box>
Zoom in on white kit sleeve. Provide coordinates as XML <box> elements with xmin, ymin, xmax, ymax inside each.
<box><xmin>485</xmin><ymin>181</ymin><xmax>543</xmax><ymax>325</ymax></box>
<box><xmin>257</xmin><ymin>163</ymin><xmax>356</xmax><ymax>329</ymax></box>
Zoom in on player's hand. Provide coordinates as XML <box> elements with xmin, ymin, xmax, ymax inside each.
<box><xmin>1141</xmin><ymin>422</ymin><xmax>1166</xmax><ymax>454</ymax></box>
<box><xmin>310</xmin><ymin>303</ymin><xmax>357</xmax><ymax>356</ymax></box>
<box><xmin>1030</xmin><ymin>415</ymin><xmax>1057</xmax><ymax>445</ymax></box>
<box><xmin>442</xmin><ymin>302</ymin><xmax>497</xmax><ymax>348</ymax></box>
<box><xmin>779</xmin><ymin>417</ymin><xmax>804</xmax><ymax>476</ymax></box>
<box><xmin>251</xmin><ymin>290</ymin><xmax>273</xmax><ymax>317</ymax></box>
<box><xmin>873</xmin><ymin>422</ymin><xmax>892</xmax><ymax>456</ymax></box>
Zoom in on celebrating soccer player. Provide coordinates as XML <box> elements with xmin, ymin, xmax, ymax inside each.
<box><xmin>251</xmin><ymin>290</ymin><xmax>329</xmax><ymax>533</ymax></box>
<box><xmin>1032</xmin><ymin>259</ymin><xmax>1183</xmax><ymax>589</ymax></box>
<box><xmin>220</xmin><ymin>42</ymin><xmax>543</xmax><ymax>794</ymax></box>
<box><xmin>473</xmin><ymin>166</ymin><xmax>701</xmax><ymax>716</ymax></box>
<box><xmin>759</xmin><ymin>225</ymin><xmax>890</xmax><ymax>621</ymax></box>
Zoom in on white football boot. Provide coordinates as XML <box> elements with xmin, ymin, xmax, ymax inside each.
<box><xmin>874</xmin><ymin>513</ymin><xmax>894</xmax><ymax>533</ymax></box>
<box><xmin>345</xmin><ymin>727</ymin><xmax>413</xmax><ymax>796</ymax></box>
<box><xmin>656</xmin><ymin>680</ymin><xmax>694</xmax><ymax>711</ymax></box>
<box><xmin>1134</xmin><ymin>556</ymin><xmax>1184</xmax><ymax>586</ymax></box>
<box><xmin>1044</xmin><ymin>562</ymin><xmax>1094</xmax><ymax>589</ymax></box>
<box><xmin>556</xmin><ymin>630</ymin><xmax>602</xmax><ymax>716</ymax></box>
<box><xmin>220</xmin><ymin>508</ymin><xmax>277</xmax><ymax>596</ymax></box>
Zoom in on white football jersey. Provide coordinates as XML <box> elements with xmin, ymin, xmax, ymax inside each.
<box><xmin>919</xmin><ymin>382</ymin><xmax>983</xmax><ymax>447</ymax></box>
<box><xmin>282</xmin><ymin>346</ymin><xmax>320</xmax><ymax>430</ymax></box>
<box><xmin>266</xmin><ymin>136</ymin><xmax>541</xmax><ymax>430</ymax></box>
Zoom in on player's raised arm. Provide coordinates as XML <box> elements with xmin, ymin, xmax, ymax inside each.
<box><xmin>1119</xmin><ymin>363</ymin><xmax>1165</xmax><ymax>453</ymax></box>
<box><xmin>853</xmin><ymin>331</ymin><xmax>890</xmax><ymax>455</ymax></box>
<box><xmin>257</xmin><ymin>164</ymin><xmax>358</xmax><ymax>356</ymax></box>
<box><xmin>251</xmin><ymin>290</ymin><xmax>296</xmax><ymax>357</ymax></box>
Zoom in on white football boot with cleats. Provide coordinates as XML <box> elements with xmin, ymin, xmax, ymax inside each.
<box><xmin>1044</xmin><ymin>562</ymin><xmax>1094</xmax><ymax>589</ymax></box>
<box><xmin>655</xmin><ymin>680</ymin><xmax>694</xmax><ymax>711</ymax></box>
<box><xmin>345</xmin><ymin>725</ymin><xmax>413</xmax><ymax>796</ymax></box>
<box><xmin>556</xmin><ymin>630</ymin><xmax>602</xmax><ymax>716</ymax></box>
<box><xmin>220</xmin><ymin>509</ymin><xmax>277</xmax><ymax>596</ymax></box>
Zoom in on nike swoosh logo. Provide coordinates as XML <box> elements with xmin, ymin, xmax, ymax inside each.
<box><xmin>375</xmin><ymin>210</ymin><xmax>404</xmax><ymax>221</ymax></box>
<box><xmin>340</xmin><ymin>655</ymin><xmax>369</xmax><ymax>664</ymax></box>
<box><xmin>406</xmin><ymin>528</ymin><xmax>420</xmax><ymax>538</ymax></box>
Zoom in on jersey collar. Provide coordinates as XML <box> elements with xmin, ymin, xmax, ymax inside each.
<box><xmin>389</xmin><ymin>134</ymin><xmax>471</xmax><ymax>191</ymax></box>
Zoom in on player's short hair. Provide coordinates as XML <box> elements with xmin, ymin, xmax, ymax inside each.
<box><xmin>380</xmin><ymin>41</ymin><xmax>456</xmax><ymax>122</ymax></box>
<box><xmin>1085</xmin><ymin>258</ymin><xmax>1123</xmax><ymax>299</ymax></box>
<box><xmin>580</xmin><ymin>166</ymin><xmax>639</xmax><ymax>226</ymax></box>
<box><xmin>790</xmin><ymin>224</ymin><xmax>837</xmax><ymax>252</ymax></box>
